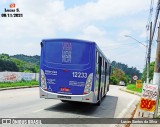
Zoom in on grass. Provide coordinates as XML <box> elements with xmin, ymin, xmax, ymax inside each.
<box><xmin>0</xmin><ymin>80</ymin><xmax>39</xmax><ymax>88</ymax></box>
<box><xmin>126</xmin><ymin>84</ymin><xmax>142</xmax><ymax>93</ymax></box>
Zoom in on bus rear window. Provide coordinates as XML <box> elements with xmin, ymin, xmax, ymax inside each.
<box><xmin>43</xmin><ymin>41</ymin><xmax>91</xmax><ymax>65</ymax></box>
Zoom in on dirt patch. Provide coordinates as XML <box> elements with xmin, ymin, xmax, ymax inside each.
<box><xmin>124</xmin><ymin>104</ymin><xmax>138</xmax><ymax>127</ymax></box>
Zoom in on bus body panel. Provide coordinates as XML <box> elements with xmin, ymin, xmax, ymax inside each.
<box><xmin>40</xmin><ymin>66</ymin><xmax>92</xmax><ymax>95</ymax></box>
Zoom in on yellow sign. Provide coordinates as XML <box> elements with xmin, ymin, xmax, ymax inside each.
<box><xmin>136</xmin><ymin>80</ymin><xmax>142</xmax><ymax>89</ymax></box>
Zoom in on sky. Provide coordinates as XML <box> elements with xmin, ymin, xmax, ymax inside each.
<box><xmin>0</xmin><ymin>0</ymin><xmax>159</xmax><ymax>72</ymax></box>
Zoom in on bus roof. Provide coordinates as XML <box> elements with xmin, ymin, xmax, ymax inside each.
<box><xmin>42</xmin><ymin>38</ymin><xmax>95</xmax><ymax>44</ymax></box>
<box><xmin>42</xmin><ymin>38</ymin><xmax>110</xmax><ymax>64</ymax></box>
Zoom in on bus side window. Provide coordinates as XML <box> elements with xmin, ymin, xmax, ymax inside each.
<box><xmin>105</xmin><ymin>62</ymin><xmax>107</xmax><ymax>75</ymax></box>
<box><xmin>96</xmin><ymin>51</ymin><xmax>98</xmax><ymax>64</ymax></box>
<box><xmin>102</xmin><ymin>58</ymin><xmax>104</xmax><ymax>75</ymax></box>
<box><xmin>96</xmin><ymin>51</ymin><xmax>99</xmax><ymax>74</ymax></box>
<box><xmin>98</xmin><ymin>54</ymin><xmax>102</xmax><ymax>74</ymax></box>
<box><xmin>103</xmin><ymin>59</ymin><xmax>105</xmax><ymax>75</ymax></box>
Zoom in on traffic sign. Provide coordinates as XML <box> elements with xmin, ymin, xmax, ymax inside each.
<box><xmin>133</xmin><ymin>75</ymin><xmax>138</xmax><ymax>81</ymax></box>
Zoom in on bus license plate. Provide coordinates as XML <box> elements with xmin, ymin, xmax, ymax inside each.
<box><xmin>57</xmin><ymin>95</ymin><xmax>71</xmax><ymax>99</ymax></box>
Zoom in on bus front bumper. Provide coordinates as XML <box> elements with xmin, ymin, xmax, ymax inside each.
<box><xmin>40</xmin><ymin>87</ymin><xmax>97</xmax><ymax>103</ymax></box>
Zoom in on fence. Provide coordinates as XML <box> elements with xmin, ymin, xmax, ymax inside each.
<box><xmin>0</xmin><ymin>72</ymin><xmax>39</xmax><ymax>82</ymax></box>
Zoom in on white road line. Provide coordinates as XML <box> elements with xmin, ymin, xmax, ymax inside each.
<box><xmin>117</xmin><ymin>98</ymin><xmax>136</xmax><ymax>118</ymax></box>
<box><xmin>10</xmin><ymin>116</ymin><xmax>17</xmax><ymax>118</ymax></box>
<box><xmin>32</xmin><ymin>109</ymin><xmax>44</xmax><ymax>113</ymax></box>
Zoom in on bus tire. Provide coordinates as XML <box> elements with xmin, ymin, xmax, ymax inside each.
<box><xmin>96</xmin><ymin>90</ymin><xmax>102</xmax><ymax>106</ymax></box>
<box><xmin>61</xmin><ymin>100</ymin><xmax>69</xmax><ymax>102</ymax></box>
<box><xmin>96</xmin><ymin>99</ymin><xmax>101</xmax><ymax>106</ymax></box>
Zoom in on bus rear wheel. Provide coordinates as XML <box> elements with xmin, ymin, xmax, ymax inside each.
<box><xmin>96</xmin><ymin>100</ymin><xmax>101</xmax><ymax>106</ymax></box>
<box><xmin>95</xmin><ymin>90</ymin><xmax>102</xmax><ymax>106</ymax></box>
<box><xmin>61</xmin><ymin>100</ymin><xmax>69</xmax><ymax>102</ymax></box>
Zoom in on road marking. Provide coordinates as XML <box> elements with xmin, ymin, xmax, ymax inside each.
<box><xmin>32</xmin><ymin>109</ymin><xmax>44</xmax><ymax>113</ymax></box>
<box><xmin>10</xmin><ymin>116</ymin><xmax>17</xmax><ymax>118</ymax></box>
<box><xmin>117</xmin><ymin>98</ymin><xmax>136</xmax><ymax>118</ymax></box>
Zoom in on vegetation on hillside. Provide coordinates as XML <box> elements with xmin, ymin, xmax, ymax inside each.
<box><xmin>111</xmin><ymin>61</ymin><xmax>141</xmax><ymax>78</ymax></box>
<box><xmin>0</xmin><ymin>54</ymin><xmax>39</xmax><ymax>73</ymax></box>
<box><xmin>110</xmin><ymin>61</ymin><xmax>142</xmax><ymax>85</ymax></box>
<box><xmin>11</xmin><ymin>54</ymin><xmax>40</xmax><ymax>66</ymax></box>
<box><xmin>111</xmin><ymin>60</ymin><xmax>155</xmax><ymax>85</ymax></box>
<box><xmin>0</xmin><ymin>54</ymin><xmax>19</xmax><ymax>72</ymax></box>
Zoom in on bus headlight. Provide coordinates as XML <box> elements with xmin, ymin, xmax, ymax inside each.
<box><xmin>41</xmin><ymin>69</ymin><xmax>47</xmax><ymax>90</ymax></box>
<box><xmin>83</xmin><ymin>73</ymin><xmax>93</xmax><ymax>94</ymax></box>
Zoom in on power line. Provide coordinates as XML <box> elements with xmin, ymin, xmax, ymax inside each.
<box><xmin>124</xmin><ymin>35</ymin><xmax>147</xmax><ymax>47</ymax></box>
<box><xmin>100</xmin><ymin>42</ymin><xmax>145</xmax><ymax>50</ymax></box>
<box><xmin>106</xmin><ymin>45</ymin><xmax>143</xmax><ymax>58</ymax></box>
<box><xmin>151</xmin><ymin>0</ymin><xmax>160</xmax><ymax>42</ymax></box>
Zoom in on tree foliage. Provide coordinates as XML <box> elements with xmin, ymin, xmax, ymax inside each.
<box><xmin>142</xmin><ymin>61</ymin><xmax>154</xmax><ymax>82</ymax></box>
<box><xmin>0</xmin><ymin>54</ymin><xmax>19</xmax><ymax>72</ymax></box>
<box><xmin>11</xmin><ymin>54</ymin><xmax>40</xmax><ymax>66</ymax></box>
<box><xmin>0</xmin><ymin>54</ymin><xmax>39</xmax><ymax>73</ymax></box>
<box><xmin>111</xmin><ymin>61</ymin><xmax>141</xmax><ymax>78</ymax></box>
<box><xmin>111</xmin><ymin>61</ymin><xmax>141</xmax><ymax>84</ymax></box>
<box><xmin>110</xmin><ymin>68</ymin><xmax>127</xmax><ymax>85</ymax></box>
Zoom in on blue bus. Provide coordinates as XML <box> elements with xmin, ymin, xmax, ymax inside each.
<box><xmin>40</xmin><ymin>39</ymin><xmax>110</xmax><ymax>105</ymax></box>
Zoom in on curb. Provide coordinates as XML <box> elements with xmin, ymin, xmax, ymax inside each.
<box><xmin>0</xmin><ymin>85</ymin><xmax>39</xmax><ymax>91</ymax></box>
<box><xmin>119</xmin><ymin>87</ymin><xmax>142</xmax><ymax>97</ymax></box>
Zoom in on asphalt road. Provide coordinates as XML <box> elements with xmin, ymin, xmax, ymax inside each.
<box><xmin>0</xmin><ymin>85</ymin><xmax>140</xmax><ymax>127</ymax></box>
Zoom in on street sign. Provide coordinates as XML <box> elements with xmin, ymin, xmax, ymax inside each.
<box><xmin>133</xmin><ymin>75</ymin><xmax>138</xmax><ymax>81</ymax></box>
<box><xmin>136</xmin><ymin>80</ymin><xmax>142</xmax><ymax>88</ymax></box>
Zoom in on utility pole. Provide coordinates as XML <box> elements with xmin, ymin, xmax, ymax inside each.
<box><xmin>147</xmin><ymin>22</ymin><xmax>152</xmax><ymax>83</ymax></box>
<box><xmin>153</xmin><ymin>22</ymin><xmax>160</xmax><ymax>118</ymax></box>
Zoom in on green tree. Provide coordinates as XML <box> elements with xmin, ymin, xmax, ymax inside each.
<box><xmin>111</xmin><ymin>61</ymin><xmax>141</xmax><ymax>83</ymax></box>
<box><xmin>11</xmin><ymin>54</ymin><xmax>40</xmax><ymax>66</ymax></box>
<box><xmin>110</xmin><ymin>76</ymin><xmax>119</xmax><ymax>85</ymax></box>
<box><xmin>0</xmin><ymin>53</ymin><xmax>39</xmax><ymax>73</ymax></box>
<box><xmin>0</xmin><ymin>54</ymin><xmax>19</xmax><ymax>72</ymax></box>
<box><xmin>12</xmin><ymin>58</ymin><xmax>39</xmax><ymax>73</ymax></box>
<box><xmin>142</xmin><ymin>61</ymin><xmax>155</xmax><ymax>82</ymax></box>
<box><xmin>110</xmin><ymin>67</ymin><xmax>127</xmax><ymax>85</ymax></box>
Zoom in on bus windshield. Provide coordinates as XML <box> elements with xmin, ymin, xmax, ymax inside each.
<box><xmin>43</xmin><ymin>41</ymin><xmax>91</xmax><ymax>65</ymax></box>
